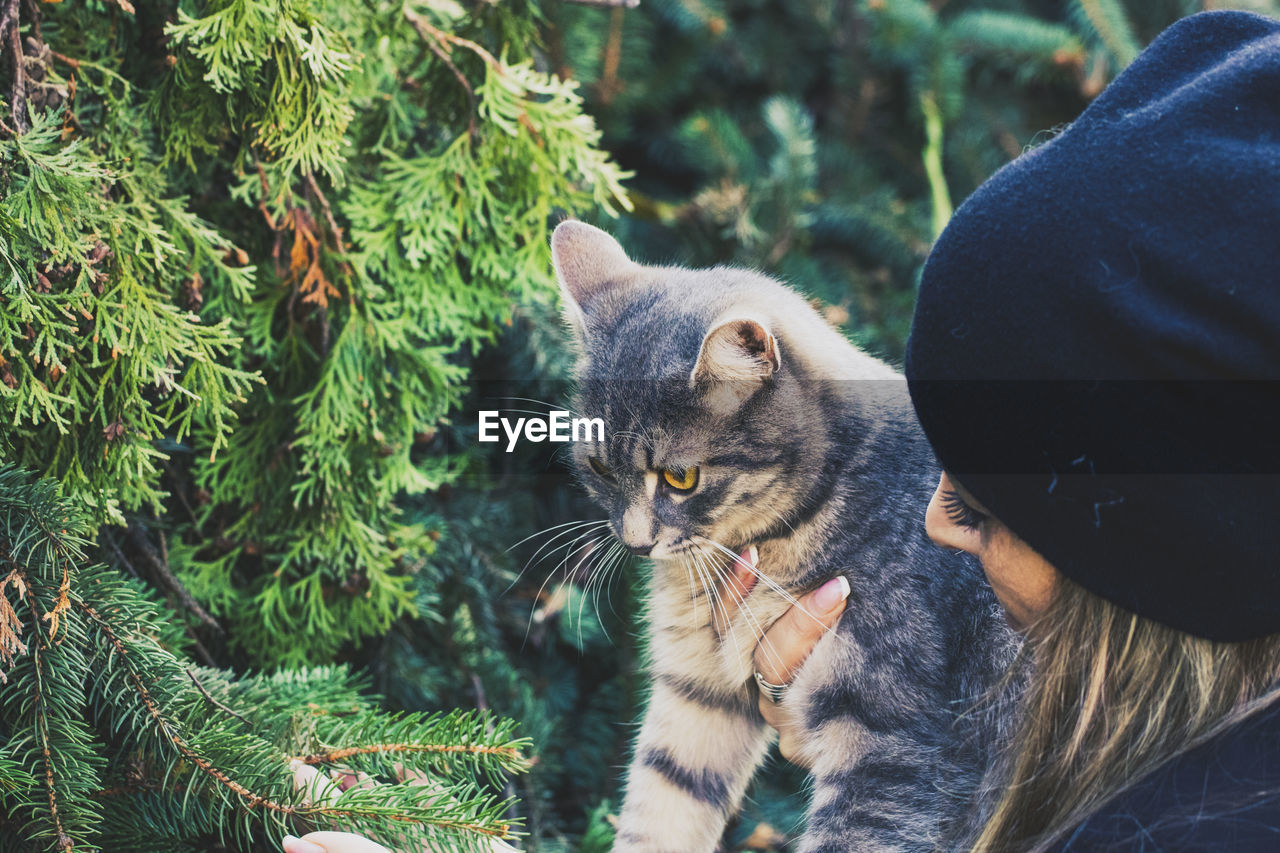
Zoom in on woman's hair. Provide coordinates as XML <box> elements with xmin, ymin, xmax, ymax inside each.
<box><xmin>969</xmin><ymin>576</ymin><xmax>1280</xmax><ymax>853</ymax></box>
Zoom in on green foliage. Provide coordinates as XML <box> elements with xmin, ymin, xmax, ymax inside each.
<box><xmin>0</xmin><ymin>465</ymin><xmax>531</xmax><ymax>850</ymax></box>
<box><xmin>0</xmin><ymin>0</ymin><xmax>629</xmax><ymax>666</ymax></box>
<box><xmin>0</xmin><ymin>113</ymin><xmax>260</xmax><ymax>525</ymax></box>
<box><xmin>0</xmin><ymin>0</ymin><xmax>627</xmax><ymax>846</ymax></box>
<box><xmin>545</xmin><ymin>0</ymin><xmax>1278</xmax><ymax>361</ymax></box>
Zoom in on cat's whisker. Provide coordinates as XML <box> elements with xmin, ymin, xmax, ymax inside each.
<box><xmin>508</xmin><ymin>520</ymin><xmax>612</xmax><ymax>609</ymax></box>
<box><xmin>505</xmin><ymin>517</ymin><xmax>608</xmax><ymax>555</ymax></box>
<box><xmin>578</xmin><ymin>541</ymin><xmax>606</xmax><ymax>627</ymax></box>
<box><xmin>686</xmin><ymin>548</ymin><xmax>706</xmax><ymax>622</ymax></box>
<box><xmin>574</xmin><ymin>539</ymin><xmax>613</xmax><ymax>648</ymax></box>
<box><xmin>581</xmin><ymin>537</ymin><xmax>627</xmax><ymax>645</ymax></box>
<box><xmin>521</xmin><ymin>524</ymin><xmax>614</xmax><ymax>646</ymax></box>
<box><xmin>693</xmin><ymin>536</ymin><xmax>835</xmax><ymax>635</ymax></box>
<box><xmin>513</xmin><ymin>519</ymin><xmax>612</xmax><ymax>581</ymax></box>
<box><xmin>493</xmin><ymin>395</ymin><xmax>583</xmax><ymax>419</ymax></box>
<box><xmin>496</xmin><ymin>408</ymin><xmax>564</xmax><ymax>419</ymax></box>
<box><xmin>759</xmin><ymin>504</ymin><xmax>800</xmax><ymax>537</ymax></box>
<box><xmin>590</xmin><ymin>539</ymin><xmax>629</xmax><ymax>644</ymax></box>
<box><xmin>697</xmin><ymin>545</ymin><xmax>789</xmax><ymax>678</ymax></box>
<box><xmin>689</xmin><ymin>547</ymin><xmax>723</xmax><ymax>629</ymax></box>
<box><xmin>690</xmin><ymin>552</ymin><xmax>721</xmax><ymax>637</ymax></box>
<box><xmin>693</xmin><ymin>546</ymin><xmax>749</xmax><ymax>667</ymax></box>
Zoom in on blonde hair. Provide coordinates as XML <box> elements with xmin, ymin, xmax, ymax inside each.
<box><xmin>970</xmin><ymin>577</ymin><xmax>1280</xmax><ymax>853</ymax></box>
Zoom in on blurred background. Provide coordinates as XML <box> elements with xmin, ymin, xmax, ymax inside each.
<box><xmin>1</xmin><ymin>0</ymin><xmax>1277</xmax><ymax>850</ymax></box>
<box><xmin>396</xmin><ymin>1</ymin><xmax>1280</xmax><ymax>848</ymax></box>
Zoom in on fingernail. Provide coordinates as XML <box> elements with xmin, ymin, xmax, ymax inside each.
<box><xmin>814</xmin><ymin>576</ymin><xmax>850</xmax><ymax>612</ymax></box>
<box><xmin>282</xmin><ymin>836</ymin><xmax>326</xmax><ymax>853</ymax></box>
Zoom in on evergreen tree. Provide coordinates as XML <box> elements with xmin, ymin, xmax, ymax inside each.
<box><xmin>0</xmin><ymin>0</ymin><xmax>627</xmax><ymax>668</ymax></box>
<box><xmin>546</xmin><ymin>0</ymin><xmax>1278</xmax><ymax>359</ymax></box>
<box><xmin>4</xmin><ymin>0</ymin><xmax>1278</xmax><ymax>850</ymax></box>
<box><xmin>0</xmin><ymin>0</ymin><xmax>627</xmax><ymax>847</ymax></box>
<box><xmin>0</xmin><ymin>464</ymin><xmax>529</xmax><ymax>850</ymax></box>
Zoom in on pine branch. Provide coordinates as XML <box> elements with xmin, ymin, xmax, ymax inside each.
<box><xmin>1072</xmin><ymin>0</ymin><xmax>1139</xmax><ymax>68</ymax></box>
<box><xmin>32</xmin><ymin>644</ymin><xmax>73</xmax><ymax>853</ymax></box>
<box><xmin>293</xmin><ymin>742</ymin><xmax>524</xmax><ymax>765</ymax></box>
<box><xmin>187</xmin><ymin>667</ymin><xmax>253</xmax><ymax>727</ymax></box>
<box><xmin>74</xmin><ymin>597</ymin><xmax>297</xmax><ymax>817</ymax></box>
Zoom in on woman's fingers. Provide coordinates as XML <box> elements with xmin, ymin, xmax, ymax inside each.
<box><xmin>282</xmin><ymin>832</ymin><xmax>391</xmax><ymax>853</ymax></box>
<box><xmin>753</xmin><ymin>575</ymin><xmax>850</xmax><ymax>692</ymax></box>
<box><xmin>711</xmin><ymin>545</ymin><xmax>759</xmax><ymax>635</ymax></box>
<box><xmin>754</xmin><ymin>576</ymin><xmax>850</xmax><ymax>768</ymax></box>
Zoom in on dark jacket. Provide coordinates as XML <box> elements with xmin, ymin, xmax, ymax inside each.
<box><xmin>1051</xmin><ymin>699</ymin><xmax>1280</xmax><ymax>852</ymax></box>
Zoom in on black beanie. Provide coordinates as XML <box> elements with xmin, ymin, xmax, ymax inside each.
<box><xmin>905</xmin><ymin>11</ymin><xmax>1280</xmax><ymax>642</ymax></box>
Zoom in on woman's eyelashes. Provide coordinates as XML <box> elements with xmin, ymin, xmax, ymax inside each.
<box><xmin>940</xmin><ymin>488</ymin><xmax>988</xmax><ymax>530</ymax></box>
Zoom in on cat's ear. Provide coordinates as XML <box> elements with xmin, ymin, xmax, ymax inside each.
<box><xmin>690</xmin><ymin>317</ymin><xmax>781</xmax><ymax>409</ymax></box>
<box><xmin>551</xmin><ymin>220</ymin><xmax>637</xmax><ymax>336</ymax></box>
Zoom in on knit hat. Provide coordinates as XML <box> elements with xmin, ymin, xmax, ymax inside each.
<box><xmin>905</xmin><ymin>11</ymin><xmax>1280</xmax><ymax>641</ymax></box>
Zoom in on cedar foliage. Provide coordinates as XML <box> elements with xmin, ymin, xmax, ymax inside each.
<box><xmin>0</xmin><ymin>0</ymin><xmax>627</xmax><ymax>848</ymax></box>
<box><xmin>0</xmin><ymin>0</ymin><xmax>628</xmax><ymax>670</ymax></box>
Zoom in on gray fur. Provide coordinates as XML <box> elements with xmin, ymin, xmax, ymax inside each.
<box><xmin>552</xmin><ymin>221</ymin><xmax>1019</xmax><ymax>852</ymax></box>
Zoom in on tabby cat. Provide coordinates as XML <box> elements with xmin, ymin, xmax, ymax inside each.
<box><xmin>551</xmin><ymin>220</ymin><xmax>1017</xmax><ymax>852</ymax></box>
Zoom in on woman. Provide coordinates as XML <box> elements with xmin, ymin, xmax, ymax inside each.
<box><xmin>285</xmin><ymin>10</ymin><xmax>1280</xmax><ymax>853</ymax></box>
<box><xmin>763</xmin><ymin>9</ymin><xmax>1280</xmax><ymax>851</ymax></box>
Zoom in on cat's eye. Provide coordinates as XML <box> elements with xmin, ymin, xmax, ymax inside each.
<box><xmin>588</xmin><ymin>456</ymin><xmax>613</xmax><ymax>479</ymax></box>
<box><xmin>662</xmin><ymin>466</ymin><xmax>699</xmax><ymax>492</ymax></box>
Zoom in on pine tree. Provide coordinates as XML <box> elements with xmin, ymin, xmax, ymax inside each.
<box><xmin>0</xmin><ymin>464</ymin><xmax>530</xmax><ymax>850</ymax></box>
<box><xmin>0</xmin><ymin>0</ymin><xmax>628</xmax><ymax>847</ymax></box>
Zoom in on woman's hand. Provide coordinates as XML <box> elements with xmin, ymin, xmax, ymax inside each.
<box><xmin>283</xmin><ymin>762</ymin><xmax>518</xmax><ymax>853</ymax></box>
<box><xmin>282</xmin><ymin>832</ymin><xmax>391</xmax><ymax>853</ymax></box>
<box><xmin>723</xmin><ymin>549</ymin><xmax>850</xmax><ymax>768</ymax></box>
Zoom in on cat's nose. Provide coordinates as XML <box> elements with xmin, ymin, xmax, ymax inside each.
<box><xmin>624</xmin><ymin>540</ymin><xmax>654</xmax><ymax>556</ymax></box>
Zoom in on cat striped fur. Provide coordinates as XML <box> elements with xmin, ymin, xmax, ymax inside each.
<box><xmin>551</xmin><ymin>221</ymin><xmax>1019</xmax><ymax>852</ymax></box>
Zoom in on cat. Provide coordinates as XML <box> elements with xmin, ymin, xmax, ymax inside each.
<box><xmin>550</xmin><ymin>220</ymin><xmax>1019</xmax><ymax>853</ymax></box>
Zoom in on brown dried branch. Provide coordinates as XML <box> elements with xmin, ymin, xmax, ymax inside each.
<box><xmin>48</xmin><ymin>49</ymin><xmax>78</xmax><ymax>71</ymax></box>
<box><xmin>186</xmin><ymin>667</ymin><xmax>253</xmax><ymax>727</ymax></box>
<box><xmin>0</xmin><ymin>568</ymin><xmax>28</xmax><ymax>680</ymax></box>
<box><xmin>413</xmin><ymin>26</ymin><xmax>478</xmax><ymax>140</ymax></box>
<box><xmin>126</xmin><ymin>523</ymin><xmax>224</xmax><ymax>637</ymax></box>
<box><xmin>0</xmin><ymin>559</ymin><xmax>67</xmax><ymax>844</ymax></box>
<box><xmin>303</xmin><ymin>171</ymin><xmax>348</xmax><ymax>257</ymax></box>
<box><xmin>402</xmin><ymin>6</ymin><xmax>501</xmax><ymax>72</ymax></box>
<box><xmin>4</xmin><ymin>0</ymin><xmax>27</xmax><ymax>134</ymax></box>
<box><xmin>41</xmin><ymin>565</ymin><xmax>69</xmax><ymax>640</ymax></box>
<box><xmin>597</xmin><ymin>6</ymin><xmax>625</xmax><ymax>105</ymax></box>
